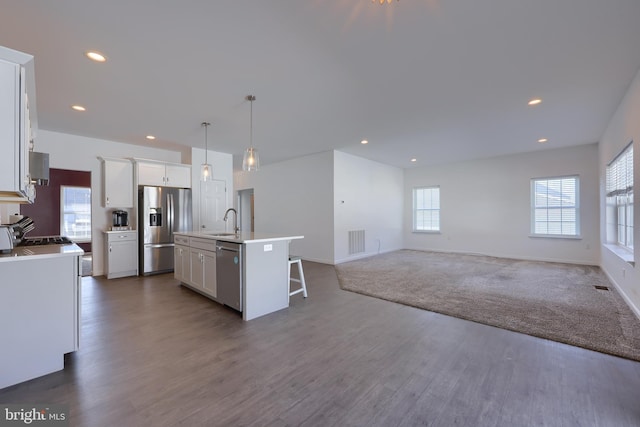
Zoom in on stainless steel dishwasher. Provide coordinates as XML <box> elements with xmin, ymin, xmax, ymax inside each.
<box><xmin>216</xmin><ymin>241</ymin><xmax>243</xmax><ymax>312</ymax></box>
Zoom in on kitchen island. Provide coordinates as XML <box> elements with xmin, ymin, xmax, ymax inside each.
<box><xmin>0</xmin><ymin>243</ymin><xmax>83</xmax><ymax>389</ymax></box>
<box><xmin>174</xmin><ymin>232</ymin><xmax>303</xmax><ymax>321</ymax></box>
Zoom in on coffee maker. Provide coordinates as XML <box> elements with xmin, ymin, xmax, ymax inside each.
<box><xmin>112</xmin><ymin>210</ymin><xmax>129</xmax><ymax>229</ymax></box>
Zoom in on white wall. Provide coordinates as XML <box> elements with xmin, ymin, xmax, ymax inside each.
<box><xmin>234</xmin><ymin>151</ymin><xmax>334</xmax><ymax>264</ymax></box>
<box><xmin>333</xmin><ymin>151</ymin><xmax>404</xmax><ymax>263</ymax></box>
<box><xmin>599</xmin><ymin>67</ymin><xmax>640</xmax><ymax>317</ymax></box>
<box><xmin>29</xmin><ymin>130</ymin><xmax>185</xmax><ymax>276</ymax></box>
<box><xmin>404</xmin><ymin>144</ymin><xmax>600</xmax><ymax>265</ymax></box>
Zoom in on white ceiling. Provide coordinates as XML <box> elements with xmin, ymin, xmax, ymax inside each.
<box><xmin>1</xmin><ymin>0</ymin><xmax>640</xmax><ymax>169</ymax></box>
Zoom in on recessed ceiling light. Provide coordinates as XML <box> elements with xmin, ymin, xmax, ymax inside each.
<box><xmin>361</xmin><ymin>140</ymin><xmax>368</xmax><ymax>144</ymax></box>
<box><xmin>538</xmin><ymin>138</ymin><xmax>548</xmax><ymax>143</ymax></box>
<box><xmin>410</xmin><ymin>158</ymin><xmax>417</xmax><ymax>162</ymax></box>
<box><xmin>146</xmin><ymin>135</ymin><xmax>156</xmax><ymax>140</ymax></box>
<box><xmin>71</xmin><ymin>105</ymin><xmax>86</xmax><ymax>112</ymax></box>
<box><xmin>528</xmin><ymin>98</ymin><xmax>542</xmax><ymax>106</ymax></box>
<box><xmin>85</xmin><ymin>51</ymin><xmax>106</xmax><ymax>62</ymax></box>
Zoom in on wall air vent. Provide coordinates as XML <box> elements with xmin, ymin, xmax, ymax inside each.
<box><xmin>348</xmin><ymin>230</ymin><xmax>365</xmax><ymax>255</ymax></box>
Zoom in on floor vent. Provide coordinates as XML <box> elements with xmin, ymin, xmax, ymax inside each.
<box><xmin>348</xmin><ymin>230</ymin><xmax>365</xmax><ymax>255</ymax></box>
<box><xmin>594</xmin><ymin>285</ymin><xmax>610</xmax><ymax>291</ymax></box>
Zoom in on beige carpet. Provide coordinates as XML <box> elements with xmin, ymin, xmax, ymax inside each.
<box><xmin>335</xmin><ymin>250</ymin><xmax>640</xmax><ymax>361</ymax></box>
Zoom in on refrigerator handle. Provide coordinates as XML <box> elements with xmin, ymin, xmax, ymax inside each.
<box><xmin>168</xmin><ymin>193</ymin><xmax>174</xmax><ymax>236</ymax></box>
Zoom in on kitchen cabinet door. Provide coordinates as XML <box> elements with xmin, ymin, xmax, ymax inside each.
<box><xmin>137</xmin><ymin>161</ymin><xmax>166</xmax><ymax>186</ymax></box>
<box><xmin>165</xmin><ymin>164</ymin><xmax>191</xmax><ymax>188</ymax></box>
<box><xmin>102</xmin><ymin>158</ymin><xmax>133</xmax><ymax>208</ymax></box>
<box><xmin>202</xmin><ymin>249</ymin><xmax>216</xmax><ymax>298</ymax></box>
<box><xmin>0</xmin><ymin>53</ymin><xmax>35</xmax><ymax>203</ymax></box>
<box><xmin>190</xmin><ymin>248</ymin><xmax>216</xmax><ymax>297</ymax></box>
<box><xmin>174</xmin><ymin>244</ymin><xmax>190</xmax><ymax>284</ymax></box>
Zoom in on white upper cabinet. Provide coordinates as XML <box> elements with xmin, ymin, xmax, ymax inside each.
<box><xmin>100</xmin><ymin>157</ymin><xmax>134</xmax><ymax>208</ymax></box>
<box><xmin>136</xmin><ymin>159</ymin><xmax>191</xmax><ymax>188</ymax></box>
<box><xmin>0</xmin><ymin>46</ymin><xmax>37</xmax><ymax>203</ymax></box>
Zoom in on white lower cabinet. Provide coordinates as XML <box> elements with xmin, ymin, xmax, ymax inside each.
<box><xmin>175</xmin><ymin>237</ymin><xmax>217</xmax><ymax>299</ymax></box>
<box><xmin>104</xmin><ymin>231</ymin><xmax>138</xmax><ymax>279</ymax></box>
<box><xmin>174</xmin><ymin>244</ymin><xmax>190</xmax><ymax>284</ymax></box>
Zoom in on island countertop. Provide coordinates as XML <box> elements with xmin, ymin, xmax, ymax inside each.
<box><xmin>174</xmin><ymin>231</ymin><xmax>303</xmax><ymax>244</ymax></box>
<box><xmin>0</xmin><ymin>243</ymin><xmax>84</xmax><ymax>263</ymax></box>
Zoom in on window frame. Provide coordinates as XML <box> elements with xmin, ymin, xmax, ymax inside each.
<box><xmin>413</xmin><ymin>186</ymin><xmax>441</xmax><ymax>233</ymax></box>
<box><xmin>530</xmin><ymin>175</ymin><xmax>580</xmax><ymax>239</ymax></box>
<box><xmin>60</xmin><ymin>185</ymin><xmax>92</xmax><ymax>243</ymax></box>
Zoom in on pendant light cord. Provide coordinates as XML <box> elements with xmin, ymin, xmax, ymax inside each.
<box><xmin>202</xmin><ymin>121</ymin><xmax>210</xmax><ymax>163</ymax></box>
<box><xmin>246</xmin><ymin>95</ymin><xmax>256</xmax><ymax>149</ymax></box>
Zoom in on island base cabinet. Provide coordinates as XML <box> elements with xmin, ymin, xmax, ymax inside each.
<box><xmin>175</xmin><ymin>236</ymin><xmax>217</xmax><ymax>299</ymax></box>
<box><xmin>0</xmin><ymin>255</ymin><xmax>80</xmax><ymax>389</ymax></box>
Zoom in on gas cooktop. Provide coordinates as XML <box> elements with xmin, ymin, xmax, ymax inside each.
<box><xmin>20</xmin><ymin>236</ymin><xmax>74</xmax><ymax>246</ymax></box>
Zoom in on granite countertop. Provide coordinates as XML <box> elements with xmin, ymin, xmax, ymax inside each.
<box><xmin>175</xmin><ymin>231</ymin><xmax>303</xmax><ymax>244</ymax></box>
<box><xmin>0</xmin><ymin>243</ymin><xmax>84</xmax><ymax>262</ymax></box>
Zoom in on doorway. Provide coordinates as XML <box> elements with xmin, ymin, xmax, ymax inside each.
<box><xmin>238</xmin><ymin>189</ymin><xmax>254</xmax><ymax>233</ymax></box>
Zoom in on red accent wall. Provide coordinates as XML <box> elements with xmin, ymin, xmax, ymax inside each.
<box><xmin>20</xmin><ymin>168</ymin><xmax>92</xmax><ymax>252</ymax></box>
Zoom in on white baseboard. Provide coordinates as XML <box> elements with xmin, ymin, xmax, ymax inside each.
<box><xmin>601</xmin><ymin>268</ymin><xmax>640</xmax><ymax>321</ymax></box>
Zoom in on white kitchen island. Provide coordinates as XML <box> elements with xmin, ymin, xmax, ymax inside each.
<box><xmin>174</xmin><ymin>232</ymin><xmax>303</xmax><ymax>321</ymax></box>
<box><xmin>0</xmin><ymin>243</ymin><xmax>83</xmax><ymax>389</ymax></box>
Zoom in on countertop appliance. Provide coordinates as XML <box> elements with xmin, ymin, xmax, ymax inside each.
<box><xmin>139</xmin><ymin>186</ymin><xmax>192</xmax><ymax>275</ymax></box>
<box><xmin>216</xmin><ymin>241</ymin><xmax>243</xmax><ymax>312</ymax></box>
<box><xmin>0</xmin><ymin>226</ymin><xmax>13</xmax><ymax>253</ymax></box>
<box><xmin>0</xmin><ymin>216</ymin><xmax>35</xmax><ymax>252</ymax></box>
<box><xmin>112</xmin><ymin>210</ymin><xmax>128</xmax><ymax>227</ymax></box>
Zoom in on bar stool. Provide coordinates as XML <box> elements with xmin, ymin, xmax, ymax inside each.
<box><xmin>288</xmin><ymin>255</ymin><xmax>308</xmax><ymax>299</ymax></box>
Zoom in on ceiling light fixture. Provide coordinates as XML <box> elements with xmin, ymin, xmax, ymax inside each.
<box><xmin>201</xmin><ymin>122</ymin><xmax>213</xmax><ymax>181</ymax></box>
<box><xmin>538</xmin><ymin>138</ymin><xmax>548</xmax><ymax>143</ymax></box>
<box><xmin>373</xmin><ymin>0</ymin><xmax>398</xmax><ymax>3</ymax></box>
<box><xmin>71</xmin><ymin>105</ymin><xmax>86</xmax><ymax>111</ymax></box>
<box><xmin>411</xmin><ymin>158</ymin><xmax>417</xmax><ymax>163</ymax></box>
<box><xmin>85</xmin><ymin>51</ymin><xmax>106</xmax><ymax>62</ymax></box>
<box><xmin>146</xmin><ymin>135</ymin><xmax>156</xmax><ymax>140</ymax></box>
<box><xmin>361</xmin><ymin>140</ymin><xmax>369</xmax><ymax>145</ymax></box>
<box><xmin>528</xmin><ymin>98</ymin><xmax>542</xmax><ymax>106</ymax></box>
<box><xmin>242</xmin><ymin>95</ymin><xmax>260</xmax><ymax>172</ymax></box>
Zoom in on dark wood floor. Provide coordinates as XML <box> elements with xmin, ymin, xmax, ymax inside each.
<box><xmin>2</xmin><ymin>262</ymin><xmax>640</xmax><ymax>426</ymax></box>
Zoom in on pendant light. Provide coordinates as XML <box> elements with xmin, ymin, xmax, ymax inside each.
<box><xmin>242</xmin><ymin>95</ymin><xmax>260</xmax><ymax>172</ymax></box>
<box><xmin>201</xmin><ymin>122</ymin><xmax>213</xmax><ymax>181</ymax></box>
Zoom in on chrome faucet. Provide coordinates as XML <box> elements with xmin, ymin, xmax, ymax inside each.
<box><xmin>223</xmin><ymin>208</ymin><xmax>239</xmax><ymax>234</ymax></box>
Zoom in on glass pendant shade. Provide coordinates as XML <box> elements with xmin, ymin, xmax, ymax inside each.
<box><xmin>242</xmin><ymin>147</ymin><xmax>260</xmax><ymax>172</ymax></box>
<box><xmin>201</xmin><ymin>163</ymin><xmax>213</xmax><ymax>181</ymax></box>
<box><xmin>242</xmin><ymin>95</ymin><xmax>260</xmax><ymax>172</ymax></box>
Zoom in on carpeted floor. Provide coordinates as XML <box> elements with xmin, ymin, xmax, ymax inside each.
<box><xmin>335</xmin><ymin>250</ymin><xmax>640</xmax><ymax>361</ymax></box>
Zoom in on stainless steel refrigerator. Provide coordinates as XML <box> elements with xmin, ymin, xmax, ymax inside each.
<box><xmin>139</xmin><ymin>186</ymin><xmax>192</xmax><ymax>275</ymax></box>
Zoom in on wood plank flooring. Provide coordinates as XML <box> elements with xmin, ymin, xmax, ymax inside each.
<box><xmin>1</xmin><ymin>262</ymin><xmax>640</xmax><ymax>426</ymax></box>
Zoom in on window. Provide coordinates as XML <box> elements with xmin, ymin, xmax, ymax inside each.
<box><xmin>413</xmin><ymin>187</ymin><xmax>440</xmax><ymax>232</ymax></box>
<box><xmin>531</xmin><ymin>176</ymin><xmax>579</xmax><ymax>237</ymax></box>
<box><xmin>606</xmin><ymin>143</ymin><xmax>633</xmax><ymax>251</ymax></box>
<box><xmin>61</xmin><ymin>186</ymin><xmax>91</xmax><ymax>242</ymax></box>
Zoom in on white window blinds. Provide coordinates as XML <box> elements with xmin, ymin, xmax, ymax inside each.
<box><xmin>531</xmin><ymin>176</ymin><xmax>579</xmax><ymax>236</ymax></box>
<box><xmin>606</xmin><ymin>143</ymin><xmax>633</xmax><ymax>250</ymax></box>
<box><xmin>413</xmin><ymin>187</ymin><xmax>440</xmax><ymax>232</ymax></box>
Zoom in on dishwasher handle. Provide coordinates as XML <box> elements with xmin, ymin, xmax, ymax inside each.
<box><xmin>217</xmin><ymin>246</ymin><xmax>239</xmax><ymax>253</ymax></box>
